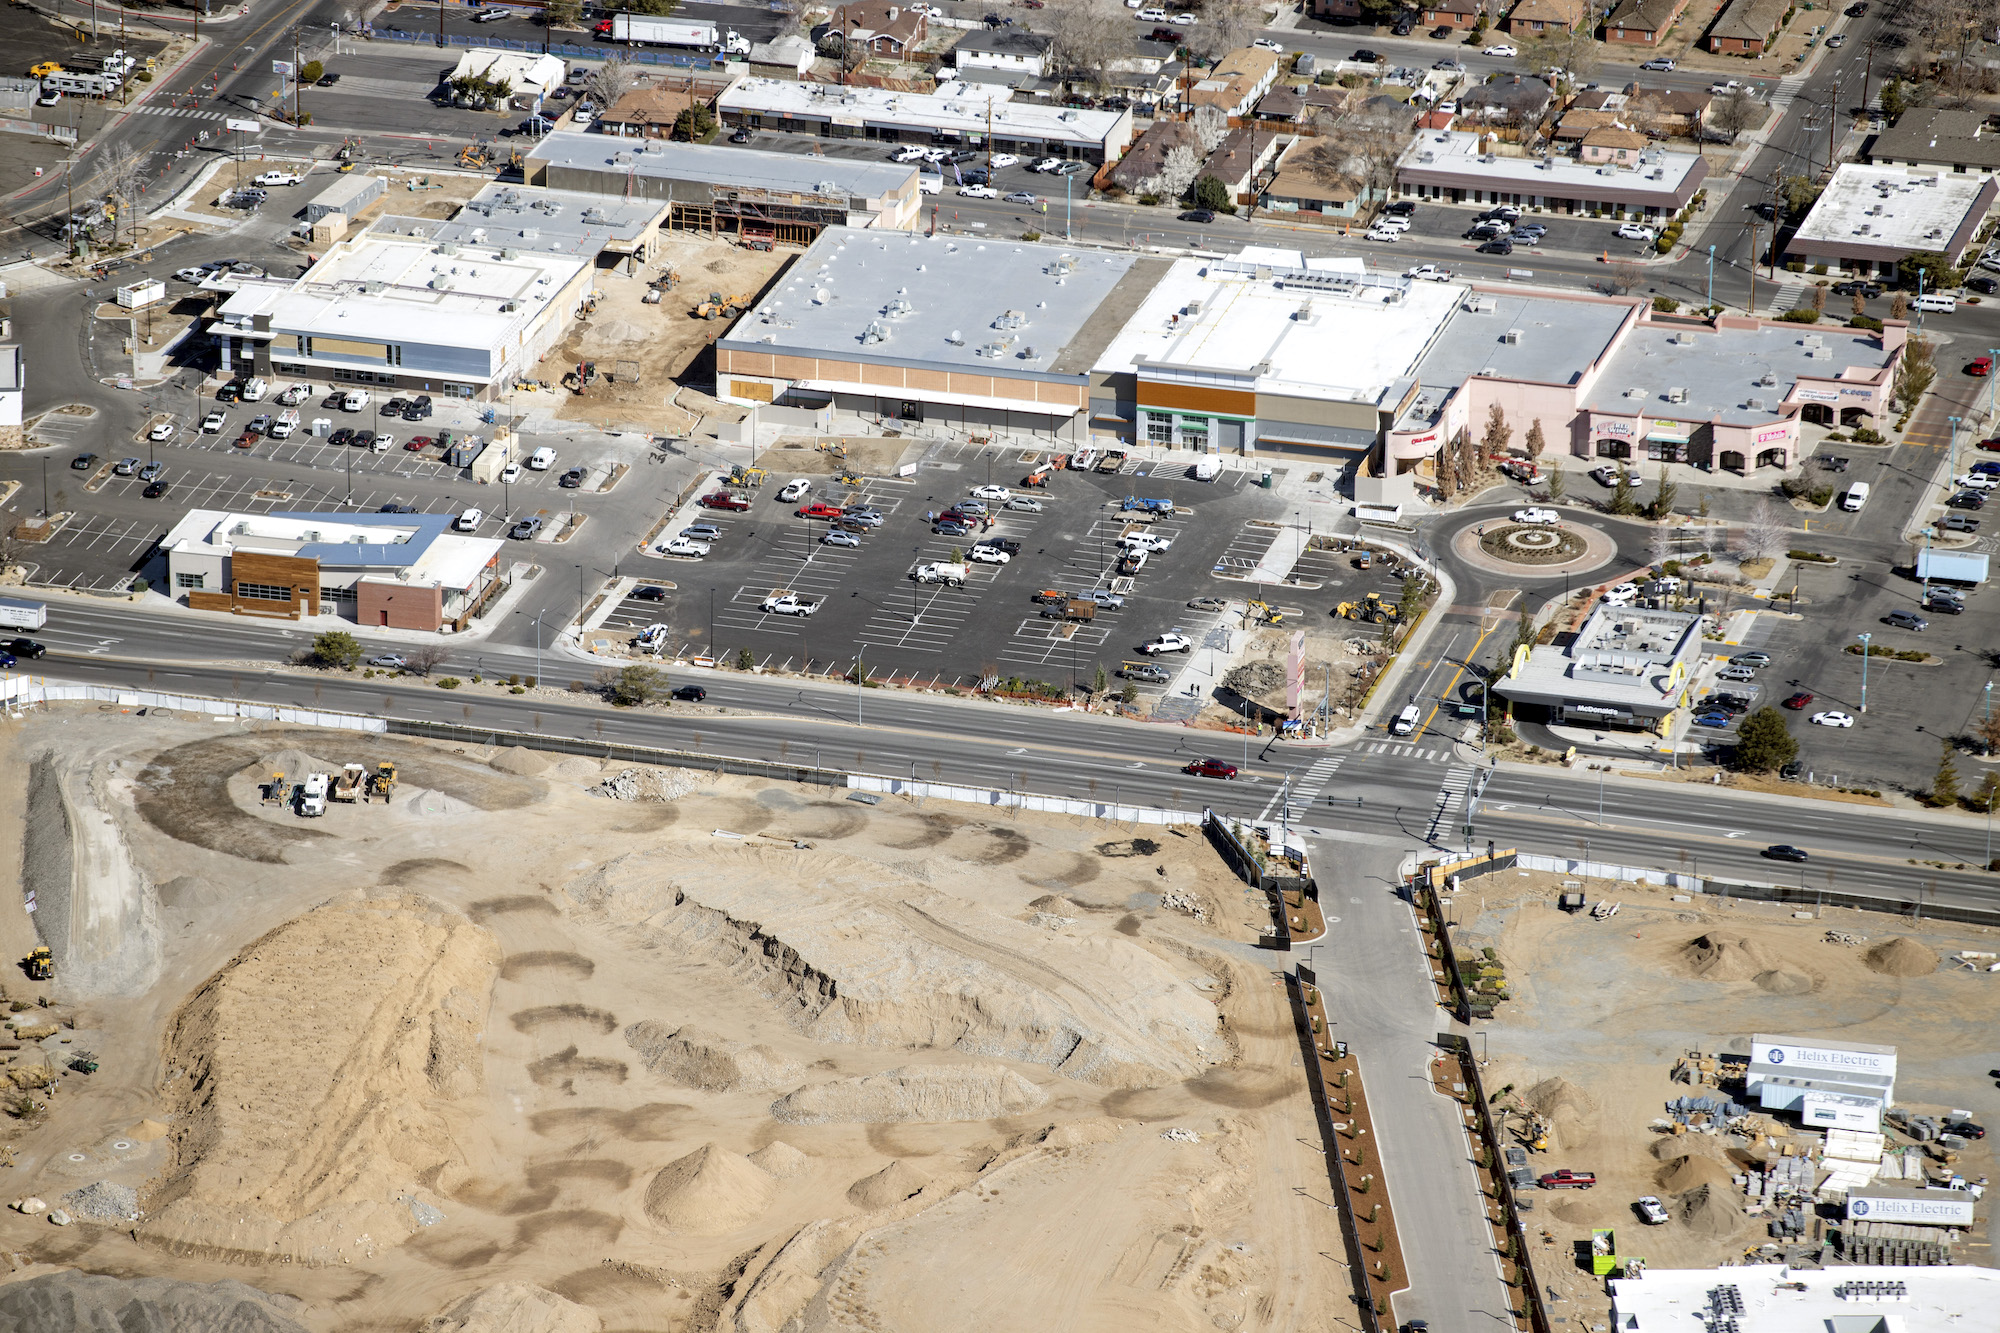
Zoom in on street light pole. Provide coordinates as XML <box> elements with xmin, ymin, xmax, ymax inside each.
<box><xmin>1920</xmin><ymin>525</ymin><xmax>1936</xmax><ymax>599</ymax></box>
<box><xmin>855</xmin><ymin>640</ymin><xmax>865</xmax><ymax>726</ymax></box>
<box><xmin>1857</xmin><ymin>632</ymin><xmax>1871</xmax><ymax>712</ymax></box>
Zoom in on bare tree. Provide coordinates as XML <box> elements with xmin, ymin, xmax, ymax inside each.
<box><xmin>544</xmin><ymin>0</ymin><xmax>583</xmax><ymax>28</ymax></box>
<box><xmin>1648</xmin><ymin>522</ymin><xmax>1673</xmax><ymax>570</ymax></box>
<box><xmin>1297</xmin><ymin>102</ymin><xmax>1409</xmax><ymax>213</ymax></box>
<box><xmin>99</xmin><ymin>142</ymin><xmax>146</xmax><ymax>245</ymax></box>
<box><xmin>407</xmin><ymin>644</ymin><xmax>449</xmax><ymax>677</ymax></box>
<box><xmin>1603</xmin><ymin>260</ymin><xmax>1645</xmax><ymax>296</ymax></box>
<box><xmin>1153</xmin><ymin>143</ymin><xmax>1202</xmax><ymax>201</ymax></box>
<box><xmin>1186</xmin><ymin>0</ymin><xmax>1261</xmax><ymax>63</ymax></box>
<box><xmin>1480</xmin><ymin>402</ymin><xmax>1512</xmax><ymax>459</ymax></box>
<box><xmin>1739</xmin><ymin>498</ymin><xmax>1788</xmax><ymax>561</ymax></box>
<box><xmin>1042</xmin><ymin>0</ymin><xmax>1126</xmax><ymax>93</ymax></box>
<box><xmin>592</xmin><ymin>58</ymin><xmax>637</xmax><ymax>110</ymax></box>
<box><xmin>1710</xmin><ymin>89</ymin><xmax>1760</xmax><ymax>140</ymax></box>
<box><xmin>1525</xmin><ymin>418</ymin><xmax>1546</xmax><ymax>463</ymax></box>
<box><xmin>1516</xmin><ymin>28</ymin><xmax>1599</xmax><ymax>88</ymax></box>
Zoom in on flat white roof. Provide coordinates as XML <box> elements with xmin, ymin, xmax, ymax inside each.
<box><xmin>1092</xmin><ymin>251</ymin><xmax>1460</xmax><ymax>405</ymax></box>
<box><xmin>717</xmin><ymin>77</ymin><xmax>1127</xmax><ymax>148</ymax></box>
<box><xmin>1610</xmin><ymin>1264</ymin><xmax>2000</xmax><ymax>1332</ymax></box>
<box><xmin>219</xmin><ymin>230</ymin><xmax>587</xmax><ymax>353</ymax></box>
<box><xmin>1400</xmin><ymin>130</ymin><xmax>1702</xmax><ymax>200</ymax></box>
<box><xmin>1792</xmin><ymin>163</ymin><xmax>1991</xmax><ymax>253</ymax></box>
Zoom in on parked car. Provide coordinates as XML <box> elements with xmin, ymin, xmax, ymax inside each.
<box><xmin>797</xmin><ymin>501</ymin><xmax>845</xmax><ymax>519</ymax></box>
<box><xmin>632</xmin><ymin>585</ymin><xmax>669</xmax><ymax>602</ymax></box>
<box><xmin>1006</xmin><ymin>495</ymin><xmax>1044</xmax><ymax>511</ymax></box>
<box><xmin>1636</xmin><ymin>1196</ymin><xmax>1670</xmax><ymax>1225</ymax></box>
<box><xmin>1730</xmin><ymin>652</ymin><xmax>1772</xmax><ymax>667</ymax></box>
<box><xmin>1783</xmin><ymin>691</ymin><xmax>1814</xmax><ymax>710</ymax></box>
<box><xmin>138</xmin><ymin>462</ymin><xmax>164</xmax><ymax>482</ymax></box>
<box><xmin>200</xmin><ymin>411</ymin><xmax>226</xmax><ymax>433</ymax></box>
<box><xmin>957</xmin><ymin>184</ymin><xmax>999</xmax><ymax>199</ymax></box>
<box><xmin>142</xmin><ymin>480</ymin><xmax>170</xmax><ymax>499</ymax></box>
<box><xmin>778</xmin><ymin>478</ymin><xmax>812</xmax><ymax>501</ymax></box>
<box><xmin>1430</xmin><ymin>24</ymin><xmax>1453</xmax><ymax>37</ymax></box>
<box><xmin>1940</xmin><ymin>514</ymin><xmax>1981</xmax><ymax>532</ymax></box>
<box><xmin>1119</xmin><ymin>662</ymin><xmax>1170</xmax><ymax>682</ymax></box>
<box><xmin>1615</xmin><ymin>222</ymin><xmax>1657</xmax><ymax>242</ymax></box>
<box><xmin>1140</xmin><ymin>632</ymin><xmax>1194</xmax><ymax>654</ymax></box>
<box><xmin>509</xmin><ymin>517</ymin><xmax>545</xmax><ymax>540</ymax></box>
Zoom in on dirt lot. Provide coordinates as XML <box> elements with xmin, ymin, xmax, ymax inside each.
<box><xmin>545</xmin><ymin>235</ymin><xmax>792</xmax><ymax>435</ymax></box>
<box><xmin>0</xmin><ymin>707</ymin><xmax>1346</xmax><ymax>1331</ymax></box>
<box><xmin>1460</xmin><ymin>870</ymin><xmax>1998</xmax><ymax>1322</ymax></box>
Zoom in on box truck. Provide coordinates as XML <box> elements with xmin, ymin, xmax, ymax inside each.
<box><xmin>0</xmin><ymin>597</ymin><xmax>48</xmax><ymax>631</ymax></box>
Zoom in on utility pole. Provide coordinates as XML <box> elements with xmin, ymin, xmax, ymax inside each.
<box><xmin>294</xmin><ymin>25</ymin><xmax>302</xmax><ymax>126</ymax></box>
<box><xmin>1747</xmin><ymin>221</ymin><xmax>1758</xmax><ymax>315</ymax></box>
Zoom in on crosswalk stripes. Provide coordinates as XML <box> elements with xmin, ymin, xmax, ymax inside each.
<box><xmin>1767</xmin><ymin>75</ymin><xmax>1808</xmax><ymax>111</ymax></box>
<box><xmin>130</xmin><ymin>104</ymin><xmax>226</xmax><ymax>122</ymax></box>
<box><xmin>1361</xmin><ymin>741</ymin><xmax>1451</xmax><ymax>762</ymax></box>
<box><xmin>1425</xmin><ymin>766</ymin><xmax>1476</xmax><ymax>843</ymax></box>
<box><xmin>1258</xmin><ymin>753</ymin><xmax>1345</xmax><ymax>821</ymax></box>
<box><xmin>1766</xmin><ymin>282</ymin><xmax>1805</xmax><ymax>313</ymax></box>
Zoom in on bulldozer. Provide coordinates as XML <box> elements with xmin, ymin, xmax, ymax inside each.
<box><xmin>261</xmin><ymin>771</ymin><xmax>287</xmax><ymax>805</ymax></box>
<box><xmin>24</xmin><ymin>947</ymin><xmax>52</xmax><ymax>982</ymax></box>
<box><xmin>367</xmin><ymin>761</ymin><xmax>397</xmax><ymax>804</ymax></box>
<box><xmin>457</xmin><ymin>143</ymin><xmax>491</xmax><ymax>169</ymax></box>
<box><xmin>1336</xmin><ymin>592</ymin><xmax>1402</xmax><ymax>624</ymax></box>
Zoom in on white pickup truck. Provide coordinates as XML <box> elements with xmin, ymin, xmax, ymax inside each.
<box><xmin>760</xmin><ymin>590</ymin><xmax>821</xmax><ymax>616</ymax></box>
<box><xmin>269</xmin><ymin>408</ymin><xmax>301</xmax><ymax>438</ymax></box>
<box><xmin>912</xmin><ymin>562</ymin><xmax>968</xmax><ymax>586</ymax></box>
<box><xmin>254</xmin><ymin>169</ymin><xmax>305</xmax><ymax>187</ymax></box>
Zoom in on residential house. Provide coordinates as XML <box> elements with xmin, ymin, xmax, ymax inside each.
<box><xmin>1185</xmin><ymin>47</ymin><xmax>1283</xmax><ymax>123</ymax></box>
<box><xmin>1310</xmin><ymin>0</ymin><xmax>1365</xmax><ymax>20</ymax></box>
<box><xmin>597</xmin><ymin>87</ymin><xmax>716</xmax><ymax>139</ymax></box>
<box><xmin>953</xmin><ymin>28</ymin><xmax>1052</xmax><ymax>80</ymax></box>
<box><xmin>1198</xmin><ymin>125</ymin><xmax>1282</xmax><ymax>204</ymax></box>
<box><xmin>1259</xmin><ymin>137</ymin><xmax>1363</xmax><ymax>219</ymax></box>
<box><xmin>747</xmin><ymin>34</ymin><xmax>815</xmax><ymax>79</ymax></box>
<box><xmin>1458</xmin><ymin>75</ymin><xmax>1553</xmax><ymax>125</ymax></box>
<box><xmin>1603</xmin><ymin>0</ymin><xmax>1689</xmax><ymax>44</ymax></box>
<box><xmin>1624</xmin><ymin>85</ymin><xmax>1710</xmax><ymax>137</ymax></box>
<box><xmin>1422</xmin><ymin>0</ymin><xmax>1485</xmax><ymax>28</ymax></box>
<box><xmin>1861</xmin><ymin>108</ymin><xmax>2000</xmax><ymax>175</ymax></box>
<box><xmin>831</xmin><ymin>1</ymin><xmax>928</xmax><ymax>59</ymax></box>
<box><xmin>1107</xmin><ymin>119</ymin><xmax>1203</xmax><ymax>196</ymax></box>
<box><xmin>1553</xmin><ymin>108</ymin><xmax>1629</xmax><ymax>145</ymax></box>
<box><xmin>1580</xmin><ymin>126</ymin><xmax>1650</xmax><ymax>165</ymax></box>
<box><xmin>1506</xmin><ymin>0</ymin><xmax>1587</xmax><ymax>34</ymax></box>
<box><xmin>1704</xmin><ymin>0</ymin><xmax>1789</xmax><ymax>54</ymax></box>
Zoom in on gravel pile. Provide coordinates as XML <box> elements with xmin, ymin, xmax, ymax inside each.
<box><xmin>589</xmin><ymin>767</ymin><xmax>698</xmax><ymax>803</ymax></box>
<box><xmin>59</xmin><ymin>1181</ymin><xmax>141</xmax><ymax>1222</ymax></box>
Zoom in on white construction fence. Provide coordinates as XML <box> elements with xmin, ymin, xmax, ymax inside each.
<box><xmin>0</xmin><ymin>675</ymin><xmax>386</xmax><ymax>733</ymax></box>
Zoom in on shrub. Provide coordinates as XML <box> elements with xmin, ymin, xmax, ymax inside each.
<box><xmin>1822</xmin><ymin>432</ymin><xmax>1848</xmax><ymax>442</ymax></box>
<box><xmin>436</xmin><ymin>677</ymin><xmax>462</xmax><ymax>690</ymax></box>
<box><xmin>1810</xmin><ymin>263</ymin><xmax>1827</xmax><ymax>275</ymax></box>
<box><xmin>1787</xmin><ymin>549</ymin><xmax>1834</xmax><ymax>562</ymax></box>
<box><xmin>524</xmin><ymin>676</ymin><xmax>537</xmax><ymax>689</ymax></box>
<box><xmin>736</xmin><ymin>647</ymin><xmax>755</xmax><ymax>670</ymax></box>
<box><xmin>1779</xmin><ymin>308</ymin><xmax>1820</xmax><ymax>323</ymax></box>
<box><xmin>1810</xmin><ymin>485</ymin><xmax>1833</xmax><ymax>506</ymax></box>
<box><xmin>509</xmin><ymin>685</ymin><xmax>526</xmax><ymax>694</ymax></box>
<box><xmin>301</xmin><ymin>60</ymin><xmax>324</xmax><ymax>83</ymax></box>
<box><xmin>1786</xmin><ymin>260</ymin><xmax>1805</xmax><ymax>273</ymax></box>
<box><xmin>1848</xmin><ymin>314</ymin><xmax>1884</xmax><ymax>332</ymax></box>
<box><xmin>308</xmin><ymin>630</ymin><xmax>363</xmax><ymax>668</ymax></box>
<box><xmin>1652</xmin><ymin>295</ymin><xmax>1680</xmax><ymax>312</ymax></box>
<box><xmin>1851</xmin><ymin>426</ymin><xmax>1884</xmax><ymax>443</ymax></box>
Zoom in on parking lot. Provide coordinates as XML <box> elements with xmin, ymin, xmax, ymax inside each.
<box><xmin>1370</xmin><ymin>201</ymin><xmax>1663</xmax><ymax>261</ymax></box>
<box><xmin>622</xmin><ymin>444</ymin><xmax>1290</xmax><ymax>702</ymax></box>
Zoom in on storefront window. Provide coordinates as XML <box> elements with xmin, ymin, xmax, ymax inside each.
<box><xmin>1145</xmin><ymin>412</ymin><xmax>1173</xmax><ymax>445</ymax></box>
<box><xmin>1179</xmin><ymin>417</ymin><xmax>1209</xmax><ymax>450</ymax></box>
<box><xmin>1594</xmin><ymin>438</ymin><xmax>1632</xmax><ymax>459</ymax></box>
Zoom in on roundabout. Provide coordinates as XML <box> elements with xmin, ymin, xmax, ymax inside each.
<box><xmin>1451</xmin><ymin>514</ymin><xmax>1621</xmax><ymax>579</ymax></box>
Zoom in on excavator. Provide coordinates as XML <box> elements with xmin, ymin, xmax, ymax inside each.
<box><xmin>1336</xmin><ymin>592</ymin><xmax>1401</xmax><ymax>624</ymax></box>
<box><xmin>457</xmin><ymin>143</ymin><xmax>491</xmax><ymax>169</ymax></box>
<box><xmin>834</xmin><ymin>469</ymin><xmax>864</xmax><ymax>488</ymax></box>
<box><xmin>1246</xmin><ymin>600</ymin><xmax>1285</xmax><ymax>626</ymax></box>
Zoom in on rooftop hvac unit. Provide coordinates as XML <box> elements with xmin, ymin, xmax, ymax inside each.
<box><xmin>500</xmin><ymin>301</ymin><xmax>517</xmax><ymax>312</ymax></box>
<box><xmin>1477</xmin><ymin>366</ymin><xmax>1498</xmax><ymax>377</ymax></box>
<box><xmin>814</xmin><ymin>180</ymin><xmax>838</xmax><ymax>195</ymax></box>
<box><xmin>1758</xmin><ymin>372</ymin><xmax>1778</xmax><ymax>387</ymax></box>
<box><xmin>976</xmin><ymin>342</ymin><xmax>1006</xmax><ymax>358</ymax></box>
<box><xmin>1598</xmin><ymin>165</ymin><xmax>1615</xmax><ymax>175</ymax></box>
<box><xmin>861</xmin><ymin>320</ymin><xmax>888</xmax><ymax>345</ymax></box>
<box><xmin>1624</xmin><ymin>386</ymin><xmax>1647</xmax><ymax>399</ymax></box>
<box><xmin>499</xmin><ymin>248</ymin><xmax>518</xmax><ymax>260</ymax></box>
<box><xmin>1502</xmin><ymin>328</ymin><xmax>1523</xmax><ymax>344</ymax></box>
<box><xmin>1857</xmin><ymin>223</ymin><xmax>1872</xmax><ymax>234</ymax></box>
<box><xmin>1020</xmin><ymin>345</ymin><xmax>1036</xmax><ymax>359</ymax></box>
<box><xmin>884</xmin><ymin>298</ymin><xmax>914</xmax><ymax>318</ymax></box>
<box><xmin>1418</xmin><ymin>150</ymin><xmax>1437</xmax><ymax>164</ymax></box>
<box><xmin>411</xmin><ymin>226</ymin><xmax>428</xmax><ymax>239</ymax></box>
<box><xmin>439</xmin><ymin>242</ymin><xmax>460</xmax><ymax>255</ymax></box>
<box><xmin>520</xmin><ymin>228</ymin><xmax>539</xmax><ymax>240</ymax></box>
<box><xmin>1808</xmin><ymin>347</ymin><xmax>1831</xmax><ymax>359</ymax></box>
<box><xmin>1185</xmin><ymin>299</ymin><xmax>1203</xmax><ymax>315</ymax></box>
<box><xmin>994</xmin><ymin>309</ymin><xmax>1027</xmax><ymax>328</ymax></box>
<box><xmin>1803</xmin><ymin>335</ymin><xmax>1823</xmax><ymax>348</ymax></box>
<box><xmin>1668</xmin><ymin>387</ymin><xmax>1688</xmax><ymax>403</ymax></box>
<box><xmin>1747</xmin><ymin>396</ymin><xmax>1764</xmax><ymax>410</ymax></box>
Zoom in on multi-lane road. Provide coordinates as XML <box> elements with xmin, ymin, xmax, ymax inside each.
<box><xmin>17</xmin><ymin>593</ymin><xmax>2000</xmax><ymax>912</ymax></box>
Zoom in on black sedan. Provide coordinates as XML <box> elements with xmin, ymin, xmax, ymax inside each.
<box><xmin>70</xmin><ymin>452</ymin><xmax>98</xmax><ymax>470</ymax></box>
<box><xmin>1762</xmin><ymin>844</ymin><xmax>1810</xmax><ymax>862</ymax></box>
<box><xmin>143</xmin><ymin>480</ymin><xmax>170</xmax><ymax>499</ymax></box>
<box><xmin>1179</xmin><ymin>209</ymin><xmax>1216</xmax><ymax>224</ymax></box>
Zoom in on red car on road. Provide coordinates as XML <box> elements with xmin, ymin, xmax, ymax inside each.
<box><xmin>1972</xmin><ymin>356</ymin><xmax>1994</xmax><ymax>377</ymax></box>
<box><xmin>796</xmin><ymin>502</ymin><xmax>845</xmax><ymax>519</ymax></box>
<box><xmin>702</xmin><ymin>491</ymin><xmax>752</xmax><ymax>511</ymax></box>
<box><xmin>1184</xmin><ymin>758</ymin><xmax>1239</xmax><ymax>780</ymax></box>
<box><xmin>1783</xmin><ymin>691</ymin><xmax>1814</xmax><ymax>709</ymax></box>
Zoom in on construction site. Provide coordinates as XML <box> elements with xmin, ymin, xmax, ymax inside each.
<box><xmin>0</xmin><ymin>706</ymin><xmax>1346</xmax><ymax>1330</ymax></box>
<box><xmin>1450</xmin><ymin>867</ymin><xmax>1997</xmax><ymax>1325</ymax></box>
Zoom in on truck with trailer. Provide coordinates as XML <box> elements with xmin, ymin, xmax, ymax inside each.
<box><xmin>0</xmin><ymin>597</ymin><xmax>48</xmax><ymax>631</ymax></box>
<box><xmin>912</xmin><ymin>562</ymin><xmax>968</xmax><ymax>587</ymax></box>
<box><xmin>1121</xmin><ymin>496</ymin><xmax>1174</xmax><ymax>514</ymax></box>
<box><xmin>597</xmin><ymin>15</ymin><xmax>748</xmax><ymax>52</ymax></box>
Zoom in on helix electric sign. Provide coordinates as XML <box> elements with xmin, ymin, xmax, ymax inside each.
<box><xmin>1846</xmin><ymin>1193</ymin><xmax>1976</xmax><ymax>1226</ymax></box>
<box><xmin>1752</xmin><ymin>1038</ymin><xmax>1895</xmax><ymax>1078</ymax></box>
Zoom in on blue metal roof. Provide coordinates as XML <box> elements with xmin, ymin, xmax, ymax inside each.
<box><xmin>269</xmin><ymin>510</ymin><xmax>452</xmax><ymax>569</ymax></box>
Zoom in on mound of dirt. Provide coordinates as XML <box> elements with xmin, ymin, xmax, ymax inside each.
<box><xmin>1753</xmin><ymin>968</ymin><xmax>1815</xmax><ymax>995</ymax></box>
<box><xmin>623</xmin><ymin>1021</ymin><xmax>802</xmax><ymax>1093</ymax></box>
<box><xmin>847</xmin><ymin>1160</ymin><xmax>927</xmax><ymax>1210</ymax></box>
<box><xmin>255</xmin><ymin>747</ymin><xmax>346</xmax><ymax>787</ymax></box>
<box><xmin>1676</xmin><ymin>932</ymin><xmax>1784</xmax><ymax>982</ymax></box>
<box><xmin>142</xmin><ymin>894</ymin><xmax>500</xmax><ymax>1264</ymax></box>
<box><xmin>1649</xmin><ymin>1135</ymin><xmax>1716</xmax><ymax>1162</ymax></box>
<box><xmin>489</xmin><ymin>747</ymin><xmax>554</xmax><ymax>777</ymax></box>
<box><xmin>1677</xmin><ymin>1183</ymin><xmax>1744</xmax><ymax>1239</ymax></box>
<box><xmin>0</xmin><ymin>1272</ymin><xmax>310</xmax><ymax>1332</ymax></box>
<box><xmin>1548</xmin><ymin>1198</ymin><xmax>1604</xmax><ymax>1226</ymax></box>
<box><xmin>421</xmin><ymin>1283</ymin><xmax>601</xmax><ymax>1333</ymax></box>
<box><xmin>1863</xmin><ymin>936</ymin><xmax>1938</xmax><ymax>977</ymax></box>
<box><xmin>1521</xmin><ymin>1076</ymin><xmax>1599</xmax><ymax>1148</ymax></box>
<box><xmin>1025</xmin><ymin>894</ymin><xmax>1082</xmax><ymax>916</ymax></box>
<box><xmin>746</xmin><ymin>1141</ymin><xmax>811</xmax><ymax>1179</ymax></box>
<box><xmin>1039</xmin><ymin>1118</ymin><xmax>1125</xmax><ymax>1149</ymax></box>
<box><xmin>1657</xmin><ymin>1154</ymin><xmax>1737</xmax><ymax>1193</ymax></box>
<box><xmin>643</xmin><ymin>1143</ymin><xmax>776</xmax><ymax>1235</ymax></box>
<box><xmin>770</xmin><ymin>1064</ymin><xmax>1049</xmax><ymax>1125</ymax></box>
<box><xmin>564</xmin><ymin>848</ymin><xmax>1220</xmax><ymax>1089</ymax></box>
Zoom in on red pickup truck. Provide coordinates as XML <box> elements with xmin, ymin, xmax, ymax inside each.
<box><xmin>1538</xmin><ymin>1170</ymin><xmax>1597</xmax><ymax>1190</ymax></box>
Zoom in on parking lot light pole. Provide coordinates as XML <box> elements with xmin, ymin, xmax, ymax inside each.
<box><xmin>1920</xmin><ymin>526</ymin><xmax>1935</xmax><ymax>599</ymax></box>
<box><xmin>855</xmin><ymin>640</ymin><xmax>865</xmax><ymax>727</ymax></box>
<box><xmin>1947</xmin><ymin>415</ymin><xmax>1962</xmax><ymax>490</ymax></box>
<box><xmin>911</xmin><ymin>546</ymin><xmax>920</xmax><ymax>624</ymax></box>
<box><xmin>707</xmin><ymin>587</ymin><xmax>714</xmax><ymax>660</ymax></box>
<box><xmin>1857</xmin><ymin>632</ymin><xmax>1871</xmax><ymax>712</ymax></box>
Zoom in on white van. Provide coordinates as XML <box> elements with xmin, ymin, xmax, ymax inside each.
<box><xmin>241</xmin><ymin>377</ymin><xmax>268</xmax><ymax>402</ymax></box>
<box><xmin>1390</xmin><ymin>703</ymin><xmax>1421</xmax><ymax>736</ymax></box>
<box><xmin>1840</xmin><ymin>481</ymin><xmax>1870</xmax><ymax>512</ymax></box>
<box><xmin>454</xmin><ymin>508</ymin><xmax>484</xmax><ymax>531</ymax></box>
<box><xmin>1913</xmin><ymin>293</ymin><xmax>1956</xmax><ymax>313</ymax></box>
<box><xmin>527</xmin><ymin>446</ymin><xmax>557</xmax><ymax>470</ymax></box>
<box><xmin>340</xmin><ymin>389</ymin><xmax>369</xmax><ymax>411</ymax></box>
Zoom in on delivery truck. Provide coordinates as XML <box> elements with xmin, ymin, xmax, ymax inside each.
<box><xmin>598</xmin><ymin>15</ymin><xmax>747</xmax><ymax>52</ymax></box>
<box><xmin>0</xmin><ymin>597</ymin><xmax>47</xmax><ymax>631</ymax></box>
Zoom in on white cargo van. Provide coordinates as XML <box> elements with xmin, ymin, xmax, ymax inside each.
<box><xmin>527</xmin><ymin>446</ymin><xmax>557</xmax><ymax>470</ymax></box>
<box><xmin>1840</xmin><ymin>481</ymin><xmax>1870</xmax><ymax>512</ymax></box>
<box><xmin>1390</xmin><ymin>703</ymin><xmax>1421</xmax><ymax>736</ymax></box>
<box><xmin>241</xmin><ymin>377</ymin><xmax>268</xmax><ymax>401</ymax></box>
<box><xmin>340</xmin><ymin>389</ymin><xmax>369</xmax><ymax>411</ymax></box>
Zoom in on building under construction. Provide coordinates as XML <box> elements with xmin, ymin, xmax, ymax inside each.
<box><xmin>522</xmin><ymin>133</ymin><xmax>923</xmax><ymax>243</ymax></box>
